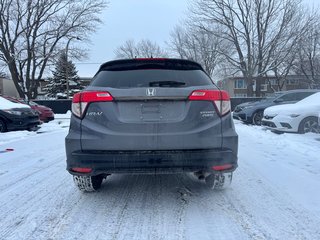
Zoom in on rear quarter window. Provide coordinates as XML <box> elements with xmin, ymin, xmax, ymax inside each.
<box><xmin>90</xmin><ymin>69</ymin><xmax>214</xmax><ymax>88</ymax></box>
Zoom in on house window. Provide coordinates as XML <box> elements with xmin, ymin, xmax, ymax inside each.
<box><xmin>286</xmin><ymin>79</ymin><xmax>298</xmax><ymax>85</ymax></box>
<box><xmin>268</xmin><ymin>79</ymin><xmax>277</xmax><ymax>85</ymax></box>
<box><xmin>261</xmin><ymin>84</ymin><xmax>268</xmax><ymax>91</ymax></box>
<box><xmin>234</xmin><ymin>79</ymin><xmax>247</xmax><ymax>89</ymax></box>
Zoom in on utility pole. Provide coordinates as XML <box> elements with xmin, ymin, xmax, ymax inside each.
<box><xmin>65</xmin><ymin>37</ymin><xmax>80</xmax><ymax>99</ymax></box>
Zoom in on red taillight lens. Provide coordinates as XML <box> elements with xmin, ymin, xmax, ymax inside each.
<box><xmin>189</xmin><ymin>90</ymin><xmax>231</xmax><ymax>116</ymax></box>
<box><xmin>72</xmin><ymin>91</ymin><xmax>113</xmax><ymax>118</ymax></box>
<box><xmin>212</xmin><ymin>164</ymin><xmax>233</xmax><ymax>171</ymax></box>
<box><xmin>71</xmin><ymin>167</ymin><xmax>92</xmax><ymax>173</ymax></box>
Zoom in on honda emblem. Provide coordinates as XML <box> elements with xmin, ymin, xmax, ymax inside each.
<box><xmin>146</xmin><ymin>88</ymin><xmax>156</xmax><ymax>96</ymax></box>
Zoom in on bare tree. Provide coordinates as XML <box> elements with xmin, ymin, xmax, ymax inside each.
<box><xmin>269</xmin><ymin>56</ymin><xmax>297</xmax><ymax>92</ymax></box>
<box><xmin>0</xmin><ymin>0</ymin><xmax>107</xmax><ymax>99</ymax></box>
<box><xmin>114</xmin><ymin>39</ymin><xmax>136</xmax><ymax>59</ymax></box>
<box><xmin>191</xmin><ymin>0</ymin><xmax>309</xmax><ymax>96</ymax></box>
<box><xmin>115</xmin><ymin>39</ymin><xmax>167</xmax><ymax>59</ymax></box>
<box><xmin>169</xmin><ymin>25</ymin><xmax>224</xmax><ymax>77</ymax></box>
<box><xmin>293</xmin><ymin>19</ymin><xmax>320</xmax><ymax>88</ymax></box>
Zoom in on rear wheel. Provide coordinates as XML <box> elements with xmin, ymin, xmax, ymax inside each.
<box><xmin>205</xmin><ymin>172</ymin><xmax>233</xmax><ymax>190</ymax></box>
<box><xmin>73</xmin><ymin>175</ymin><xmax>104</xmax><ymax>192</ymax></box>
<box><xmin>298</xmin><ymin>117</ymin><xmax>319</xmax><ymax>134</ymax></box>
<box><xmin>252</xmin><ymin>111</ymin><xmax>263</xmax><ymax>125</ymax></box>
<box><xmin>0</xmin><ymin>119</ymin><xmax>7</xmax><ymax>133</ymax></box>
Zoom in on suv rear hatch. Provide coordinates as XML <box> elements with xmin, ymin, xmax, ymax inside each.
<box><xmin>73</xmin><ymin>59</ymin><xmax>230</xmax><ymax>151</ymax></box>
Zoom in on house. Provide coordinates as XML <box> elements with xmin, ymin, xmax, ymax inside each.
<box><xmin>218</xmin><ymin>75</ymin><xmax>311</xmax><ymax>97</ymax></box>
<box><xmin>0</xmin><ymin>77</ymin><xmax>19</xmax><ymax>97</ymax></box>
<box><xmin>78</xmin><ymin>77</ymin><xmax>92</xmax><ymax>87</ymax></box>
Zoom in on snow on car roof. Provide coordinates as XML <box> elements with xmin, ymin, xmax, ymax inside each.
<box><xmin>296</xmin><ymin>92</ymin><xmax>320</xmax><ymax>105</ymax></box>
<box><xmin>0</xmin><ymin>96</ymin><xmax>30</xmax><ymax>109</ymax></box>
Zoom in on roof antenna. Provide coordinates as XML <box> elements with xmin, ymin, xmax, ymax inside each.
<box><xmin>150</xmin><ymin>55</ymin><xmax>153</xmax><ymax>58</ymax></box>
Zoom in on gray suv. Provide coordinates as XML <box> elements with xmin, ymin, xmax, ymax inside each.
<box><xmin>65</xmin><ymin>59</ymin><xmax>238</xmax><ymax>192</ymax></box>
<box><xmin>233</xmin><ymin>89</ymin><xmax>319</xmax><ymax>125</ymax></box>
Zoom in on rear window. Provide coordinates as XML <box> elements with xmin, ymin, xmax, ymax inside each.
<box><xmin>90</xmin><ymin>69</ymin><xmax>214</xmax><ymax>88</ymax></box>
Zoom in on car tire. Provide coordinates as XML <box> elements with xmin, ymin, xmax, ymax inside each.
<box><xmin>298</xmin><ymin>117</ymin><xmax>319</xmax><ymax>134</ymax></box>
<box><xmin>252</xmin><ymin>111</ymin><xmax>263</xmax><ymax>125</ymax></box>
<box><xmin>205</xmin><ymin>172</ymin><xmax>233</xmax><ymax>190</ymax></box>
<box><xmin>0</xmin><ymin>119</ymin><xmax>7</xmax><ymax>133</ymax></box>
<box><xmin>73</xmin><ymin>175</ymin><xmax>104</xmax><ymax>192</ymax></box>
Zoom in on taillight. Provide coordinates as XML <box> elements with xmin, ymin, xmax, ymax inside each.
<box><xmin>188</xmin><ymin>90</ymin><xmax>231</xmax><ymax>116</ymax></box>
<box><xmin>212</xmin><ymin>164</ymin><xmax>233</xmax><ymax>171</ymax></box>
<box><xmin>71</xmin><ymin>167</ymin><xmax>92</xmax><ymax>173</ymax></box>
<box><xmin>72</xmin><ymin>91</ymin><xmax>113</xmax><ymax>118</ymax></box>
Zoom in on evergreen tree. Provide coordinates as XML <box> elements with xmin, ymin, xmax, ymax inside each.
<box><xmin>47</xmin><ymin>52</ymin><xmax>82</xmax><ymax>98</ymax></box>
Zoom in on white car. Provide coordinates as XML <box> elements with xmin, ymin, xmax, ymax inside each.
<box><xmin>262</xmin><ymin>92</ymin><xmax>320</xmax><ymax>134</ymax></box>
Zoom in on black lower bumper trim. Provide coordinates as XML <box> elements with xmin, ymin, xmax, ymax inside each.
<box><xmin>262</xmin><ymin>120</ymin><xmax>276</xmax><ymax>128</ymax></box>
<box><xmin>67</xmin><ymin>149</ymin><xmax>238</xmax><ymax>175</ymax></box>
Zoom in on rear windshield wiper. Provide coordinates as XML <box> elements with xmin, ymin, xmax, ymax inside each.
<box><xmin>149</xmin><ymin>81</ymin><xmax>186</xmax><ymax>87</ymax></box>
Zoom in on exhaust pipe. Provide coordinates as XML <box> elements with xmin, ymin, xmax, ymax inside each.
<box><xmin>194</xmin><ymin>171</ymin><xmax>210</xmax><ymax>180</ymax></box>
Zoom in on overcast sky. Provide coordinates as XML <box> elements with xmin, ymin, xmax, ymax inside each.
<box><xmin>74</xmin><ymin>0</ymin><xmax>319</xmax><ymax>78</ymax></box>
<box><xmin>74</xmin><ymin>0</ymin><xmax>189</xmax><ymax>77</ymax></box>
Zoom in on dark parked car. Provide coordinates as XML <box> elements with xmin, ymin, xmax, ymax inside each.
<box><xmin>233</xmin><ymin>89</ymin><xmax>319</xmax><ymax>125</ymax></box>
<box><xmin>1</xmin><ymin>95</ymin><xmax>54</xmax><ymax>122</ymax></box>
<box><xmin>65</xmin><ymin>58</ymin><xmax>238</xmax><ymax>192</ymax></box>
<box><xmin>0</xmin><ymin>96</ymin><xmax>40</xmax><ymax>132</ymax></box>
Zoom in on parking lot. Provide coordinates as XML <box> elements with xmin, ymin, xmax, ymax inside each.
<box><xmin>1</xmin><ymin>118</ymin><xmax>319</xmax><ymax>240</ymax></box>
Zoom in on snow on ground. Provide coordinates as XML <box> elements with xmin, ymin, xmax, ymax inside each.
<box><xmin>0</xmin><ymin>118</ymin><xmax>320</xmax><ymax>240</ymax></box>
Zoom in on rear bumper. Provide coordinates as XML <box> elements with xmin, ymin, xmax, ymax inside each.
<box><xmin>66</xmin><ymin>148</ymin><xmax>238</xmax><ymax>176</ymax></box>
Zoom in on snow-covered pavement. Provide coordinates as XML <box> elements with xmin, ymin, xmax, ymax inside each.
<box><xmin>0</xmin><ymin>119</ymin><xmax>320</xmax><ymax>240</ymax></box>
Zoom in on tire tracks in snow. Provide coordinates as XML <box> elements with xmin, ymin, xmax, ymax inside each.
<box><xmin>1</xmin><ymin>130</ymin><xmax>320</xmax><ymax>240</ymax></box>
<box><xmin>0</xmin><ymin>152</ymin><xmax>64</xmax><ymax>194</ymax></box>
<box><xmin>219</xmin><ymin>162</ymin><xmax>320</xmax><ymax>240</ymax></box>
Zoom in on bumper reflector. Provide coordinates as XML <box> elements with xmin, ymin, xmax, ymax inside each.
<box><xmin>212</xmin><ymin>164</ymin><xmax>233</xmax><ymax>171</ymax></box>
<box><xmin>71</xmin><ymin>167</ymin><xmax>92</xmax><ymax>173</ymax></box>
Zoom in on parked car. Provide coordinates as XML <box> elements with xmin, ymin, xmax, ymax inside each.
<box><xmin>1</xmin><ymin>95</ymin><xmax>54</xmax><ymax>122</ymax></box>
<box><xmin>262</xmin><ymin>92</ymin><xmax>320</xmax><ymax>134</ymax></box>
<box><xmin>0</xmin><ymin>96</ymin><xmax>40</xmax><ymax>132</ymax></box>
<box><xmin>233</xmin><ymin>89</ymin><xmax>319</xmax><ymax>125</ymax></box>
<box><xmin>65</xmin><ymin>58</ymin><xmax>238</xmax><ymax>192</ymax></box>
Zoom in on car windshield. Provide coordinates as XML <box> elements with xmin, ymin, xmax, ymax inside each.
<box><xmin>268</xmin><ymin>92</ymin><xmax>283</xmax><ymax>98</ymax></box>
